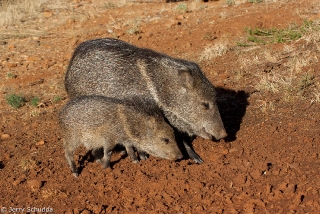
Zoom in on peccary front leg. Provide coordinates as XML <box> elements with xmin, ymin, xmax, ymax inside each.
<box><xmin>137</xmin><ymin>150</ymin><xmax>148</xmax><ymax>160</ymax></box>
<box><xmin>92</xmin><ymin>147</ymin><xmax>103</xmax><ymax>163</ymax></box>
<box><xmin>125</xmin><ymin>145</ymin><xmax>139</xmax><ymax>164</ymax></box>
<box><xmin>183</xmin><ymin>141</ymin><xmax>204</xmax><ymax>164</ymax></box>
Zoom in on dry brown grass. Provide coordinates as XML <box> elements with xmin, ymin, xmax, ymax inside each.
<box><xmin>199</xmin><ymin>38</ymin><xmax>230</xmax><ymax>61</ymax></box>
<box><xmin>0</xmin><ymin>0</ymin><xmax>50</xmax><ymax>26</ymax></box>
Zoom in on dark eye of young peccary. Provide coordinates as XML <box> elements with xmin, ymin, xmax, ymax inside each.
<box><xmin>162</xmin><ymin>138</ymin><xmax>170</xmax><ymax>144</ymax></box>
<box><xmin>202</xmin><ymin>102</ymin><xmax>210</xmax><ymax>110</ymax></box>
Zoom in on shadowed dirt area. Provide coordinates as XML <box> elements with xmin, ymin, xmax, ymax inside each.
<box><xmin>0</xmin><ymin>0</ymin><xmax>319</xmax><ymax>213</ymax></box>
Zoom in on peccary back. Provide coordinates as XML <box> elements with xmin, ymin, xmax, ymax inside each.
<box><xmin>65</xmin><ymin>38</ymin><xmax>227</xmax><ymax>141</ymax></box>
<box><xmin>59</xmin><ymin>95</ymin><xmax>182</xmax><ymax>177</ymax></box>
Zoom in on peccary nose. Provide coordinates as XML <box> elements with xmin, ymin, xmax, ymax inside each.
<box><xmin>218</xmin><ymin>129</ymin><xmax>227</xmax><ymax>140</ymax></box>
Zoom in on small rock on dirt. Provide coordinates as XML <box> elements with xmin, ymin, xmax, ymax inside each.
<box><xmin>43</xmin><ymin>11</ymin><xmax>53</xmax><ymax>18</ymax></box>
<box><xmin>80</xmin><ymin>209</ymin><xmax>91</xmax><ymax>214</ymax></box>
<box><xmin>250</xmin><ymin>169</ymin><xmax>262</xmax><ymax>180</ymax></box>
<box><xmin>176</xmin><ymin>15</ymin><xmax>184</xmax><ymax>20</ymax></box>
<box><xmin>36</xmin><ymin>140</ymin><xmax>45</xmax><ymax>146</ymax></box>
<box><xmin>66</xmin><ymin>18</ymin><xmax>75</xmax><ymax>25</ymax></box>
<box><xmin>1</xmin><ymin>134</ymin><xmax>10</xmax><ymax>140</ymax></box>
<box><xmin>26</xmin><ymin>56</ymin><xmax>41</xmax><ymax>61</ymax></box>
<box><xmin>6</xmin><ymin>62</ymin><xmax>17</xmax><ymax>68</ymax></box>
<box><xmin>12</xmin><ymin>174</ymin><xmax>26</xmax><ymax>186</ymax></box>
<box><xmin>29</xmin><ymin>40</ymin><xmax>40</xmax><ymax>46</ymax></box>
<box><xmin>27</xmin><ymin>179</ymin><xmax>43</xmax><ymax>191</ymax></box>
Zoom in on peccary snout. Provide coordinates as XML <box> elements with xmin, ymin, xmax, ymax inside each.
<box><xmin>200</xmin><ymin>108</ymin><xmax>227</xmax><ymax>140</ymax></box>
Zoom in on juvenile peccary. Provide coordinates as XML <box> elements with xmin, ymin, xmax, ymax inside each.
<box><xmin>59</xmin><ymin>95</ymin><xmax>183</xmax><ymax>177</ymax></box>
<box><xmin>65</xmin><ymin>38</ymin><xmax>227</xmax><ymax>163</ymax></box>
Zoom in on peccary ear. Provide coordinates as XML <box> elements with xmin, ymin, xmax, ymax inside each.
<box><xmin>178</xmin><ymin>70</ymin><xmax>194</xmax><ymax>89</ymax></box>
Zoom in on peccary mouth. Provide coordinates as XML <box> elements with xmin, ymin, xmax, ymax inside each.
<box><xmin>199</xmin><ymin>127</ymin><xmax>227</xmax><ymax>141</ymax></box>
<box><xmin>199</xmin><ymin>128</ymin><xmax>213</xmax><ymax>140</ymax></box>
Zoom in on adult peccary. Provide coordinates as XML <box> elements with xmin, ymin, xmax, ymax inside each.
<box><xmin>65</xmin><ymin>38</ymin><xmax>227</xmax><ymax>163</ymax></box>
<box><xmin>59</xmin><ymin>95</ymin><xmax>183</xmax><ymax>177</ymax></box>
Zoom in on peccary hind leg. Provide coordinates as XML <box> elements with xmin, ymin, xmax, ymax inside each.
<box><xmin>64</xmin><ymin>148</ymin><xmax>79</xmax><ymax>177</ymax></box>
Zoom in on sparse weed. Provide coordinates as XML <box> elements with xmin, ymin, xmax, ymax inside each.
<box><xmin>112</xmin><ymin>33</ymin><xmax>119</xmax><ymax>39</ymax></box>
<box><xmin>198</xmin><ymin>5</ymin><xmax>208</xmax><ymax>10</ymax></box>
<box><xmin>52</xmin><ymin>95</ymin><xmax>62</xmax><ymax>103</ymax></box>
<box><xmin>126</xmin><ymin>19</ymin><xmax>141</xmax><ymax>35</ymax></box>
<box><xmin>258</xmin><ymin>100</ymin><xmax>275</xmax><ymax>113</ymax></box>
<box><xmin>236</xmin><ymin>42</ymin><xmax>250</xmax><ymax>47</ymax></box>
<box><xmin>6</xmin><ymin>94</ymin><xmax>25</xmax><ymax>108</ymax></box>
<box><xmin>176</xmin><ymin>3</ymin><xmax>188</xmax><ymax>13</ymax></box>
<box><xmin>248</xmin><ymin>0</ymin><xmax>263</xmax><ymax>3</ymax></box>
<box><xmin>20</xmin><ymin>157</ymin><xmax>38</xmax><ymax>172</ymax></box>
<box><xmin>30</xmin><ymin>97</ymin><xmax>40</xmax><ymax>107</ymax></box>
<box><xmin>226</xmin><ymin>0</ymin><xmax>235</xmax><ymax>6</ymax></box>
<box><xmin>6</xmin><ymin>72</ymin><xmax>17</xmax><ymax>79</ymax></box>
<box><xmin>241</xmin><ymin>20</ymin><xmax>320</xmax><ymax>46</ymax></box>
<box><xmin>203</xmin><ymin>33</ymin><xmax>217</xmax><ymax>41</ymax></box>
<box><xmin>199</xmin><ymin>40</ymin><xmax>229</xmax><ymax>61</ymax></box>
<box><xmin>127</xmin><ymin>28</ymin><xmax>139</xmax><ymax>35</ymax></box>
<box><xmin>30</xmin><ymin>109</ymin><xmax>41</xmax><ymax>117</ymax></box>
<box><xmin>300</xmin><ymin>20</ymin><xmax>320</xmax><ymax>33</ymax></box>
<box><xmin>312</xmin><ymin>89</ymin><xmax>320</xmax><ymax>103</ymax></box>
<box><xmin>256</xmin><ymin>72</ymin><xmax>294</xmax><ymax>94</ymax></box>
<box><xmin>298</xmin><ymin>73</ymin><xmax>314</xmax><ymax>91</ymax></box>
<box><xmin>104</xmin><ymin>2</ymin><xmax>117</xmax><ymax>9</ymax></box>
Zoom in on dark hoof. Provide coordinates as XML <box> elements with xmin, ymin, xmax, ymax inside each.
<box><xmin>183</xmin><ymin>141</ymin><xmax>204</xmax><ymax>164</ymax></box>
<box><xmin>138</xmin><ymin>151</ymin><xmax>149</xmax><ymax>160</ymax></box>
<box><xmin>192</xmin><ymin>155</ymin><xmax>204</xmax><ymax>164</ymax></box>
<box><xmin>102</xmin><ymin>161</ymin><xmax>110</xmax><ymax>169</ymax></box>
<box><xmin>132</xmin><ymin>159</ymin><xmax>139</xmax><ymax>164</ymax></box>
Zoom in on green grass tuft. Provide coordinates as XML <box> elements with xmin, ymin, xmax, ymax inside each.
<box><xmin>30</xmin><ymin>97</ymin><xmax>40</xmax><ymax>107</ymax></box>
<box><xmin>6</xmin><ymin>72</ymin><xmax>17</xmax><ymax>78</ymax></box>
<box><xmin>6</xmin><ymin>94</ymin><xmax>25</xmax><ymax>108</ymax></box>
<box><xmin>248</xmin><ymin>0</ymin><xmax>264</xmax><ymax>3</ymax></box>
<box><xmin>238</xmin><ymin>20</ymin><xmax>320</xmax><ymax>46</ymax></box>
<box><xmin>52</xmin><ymin>95</ymin><xmax>62</xmax><ymax>103</ymax></box>
<box><xmin>176</xmin><ymin>3</ymin><xmax>188</xmax><ymax>13</ymax></box>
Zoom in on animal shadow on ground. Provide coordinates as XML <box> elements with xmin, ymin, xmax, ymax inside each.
<box><xmin>215</xmin><ymin>87</ymin><xmax>249</xmax><ymax>142</ymax></box>
<box><xmin>77</xmin><ymin>146</ymin><xmax>126</xmax><ymax>174</ymax></box>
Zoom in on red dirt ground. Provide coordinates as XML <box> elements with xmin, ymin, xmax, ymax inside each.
<box><xmin>0</xmin><ymin>0</ymin><xmax>319</xmax><ymax>213</ymax></box>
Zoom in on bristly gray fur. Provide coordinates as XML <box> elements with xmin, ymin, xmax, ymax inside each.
<box><xmin>59</xmin><ymin>95</ymin><xmax>182</xmax><ymax>177</ymax></box>
<box><xmin>65</xmin><ymin>38</ymin><xmax>227</xmax><ymax>141</ymax></box>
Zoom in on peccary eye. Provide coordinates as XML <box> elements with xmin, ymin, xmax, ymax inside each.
<box><xmin>201</xmin><ymin>102</ymin><xmax>210</xmax><ymax>110</ymax></box>
<box><xmin>162</xmin><ymin>138</ymin><xmax>170</xmax><ymax>144</ymax></box>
